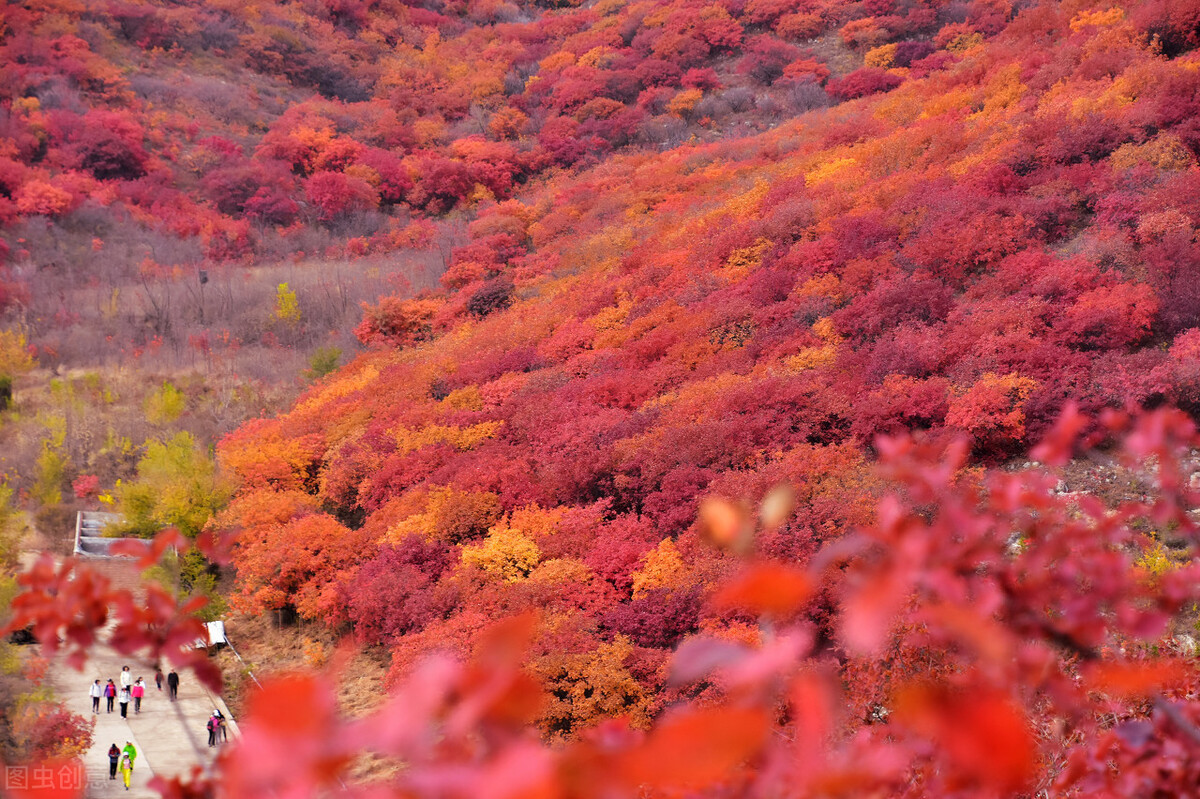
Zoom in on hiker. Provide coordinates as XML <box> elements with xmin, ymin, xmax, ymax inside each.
<box><xmin>155</xmin><ymin>667</ymin><xmax>163</xmax><ymax>691</ymax></box>
<box><xmin>132</xmin><ymin>678</ymin><xmax>145</xmax><ymax>713</ymax></box>
<box><xmin>119</xmin><ymin>752</ymin><xmax>133</xmax><ymax>790</ymax></box>
<box><xmin>119</xmin><ymin>741</ymin><xmax>136</xmax><ymax>791</ymax></box>
<box><xmin>120</xmin><ymin>665</ymin><xmax>132</xmax><ymax>690</ymax></box>
<box><xmin>104</xmin><ymin>679</ymin><xmax>116</xmax><ymax>713</ymax></box>
<box><xmin>118</xmin><ymin>685</ymin><xmax>130</xmax><ymax>718</ymax></box>
<box><xmin>122</xmin><ymin>741</ymin><xmax>137</xmax><ymax>770</ymax></box>
<box><xmin>207</xmin><ymin>712</ymin><xmax>218</xmax><ymax>747</ymax></box>
<box><xmin>107</xmin><ymin>743</ymin><xmax>120</xmax><ymax>780</ymax></box>
<box><xmin>89</xmin><ymin>679</ymin><xmax>102</xmax><ymax>713</ymax></box>
<box><xmin>167</xmin><ymin>669</ymin><xmax>179</xmax><ymax>700</ymax></box>
<box><xmin>215</xmin><ymin>708</ymin><xmax>229</xmax><ymax>742</ymax></box>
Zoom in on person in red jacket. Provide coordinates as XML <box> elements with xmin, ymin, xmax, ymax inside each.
<box><xmin>107</xmin><ymin>743</ymin><xmax>120</xmax><ymax>780</ymax></box>
<box><xmin>132</xmin><ymin>678</ymin><xmax>145</xmax><ymax>713</ymax></box>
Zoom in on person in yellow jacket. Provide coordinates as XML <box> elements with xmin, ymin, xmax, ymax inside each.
<box><xmin>120</xmin><ymin>740</ymin><xmax>138</xmax><ymax>789</ymax></box>
<box><xmin>119</xmin><ymin>752</ymin><xmax>133</xmax><ymax>790</ymax></box>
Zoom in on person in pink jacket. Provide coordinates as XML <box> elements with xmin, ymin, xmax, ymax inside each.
<box><xmin>131</xmin><ymin>678</ymin><xmax>145</xmax><ymax>714</ymax></box>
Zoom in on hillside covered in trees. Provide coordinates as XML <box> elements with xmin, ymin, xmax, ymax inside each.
<box><xmin>220</xmin><ymin>0</ymin><xmax>1200</xmax><ymax>709</ymax></box>
<box><xmin>8</xmin><ymin>0</ymin><xmax>1200</xmax><ymax>796</ymax></box>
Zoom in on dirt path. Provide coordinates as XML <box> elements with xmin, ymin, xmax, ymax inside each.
<box><xmin>40</xmin><ymin>559</ymin><xmax>238</xmax><ymax>798</ymax></box>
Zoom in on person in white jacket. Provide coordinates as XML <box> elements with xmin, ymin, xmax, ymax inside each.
<box><xmin>89</xmin><ymin>679</ymin><xmax>102</xmax><ymax>713</ymax></box>
<box><xmin>119</xmin><ymin>666</ymin><xmax>132</xmax><ymax>690</ymax></box>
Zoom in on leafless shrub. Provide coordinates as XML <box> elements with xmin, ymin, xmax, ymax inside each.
<box><xmin>722</xmin><ymin>86</ymin><xmax>756</xmax><ymax>112</ymax></box>
<box><xmin>784</xmin><ymin>81</ymin><xmax>833</xmax><ymax>113</ymax></box>
<box><xmin>129</xmin><ymin>75</ymin><xmax>181</xmax><ymax>104</ymax></box>
<box><xmin>637</xmin><ymin>115</ymin><xmax>688</xmax><ymax>148</ymax></box>
<box><xmin>693</xmin><ymin>94</ymin><xmax>731</xmax><ymax>121</ymax></box>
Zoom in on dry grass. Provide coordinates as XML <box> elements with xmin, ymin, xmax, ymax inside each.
<box><xmin>213</xmin><ymin>613</ymin><xmax>401</xmax><ymax>781</ymax></box>
<box><xmin>214</xmin><ymin>613</ymin><xmax>389</xmax><ymax>720</ymax></box>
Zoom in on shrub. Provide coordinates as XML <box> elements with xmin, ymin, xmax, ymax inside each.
<box><xmin>826</xmin><ymin>67</ymin><xmax>904</xmax><ymax>100</ymax></box>
<box><xmin>304</xmin><ymin>346</ymin><xmax>342</xmax><ymax>381</ymax></box>
<box><xmin>346</xmin><ymin>536</ymin><xmax>455</xmax><ymax>644</ymax></box>
<box><xmin>466</xmin><ymin>278</ymin><xmax>514</xmax><ymax>318</ymax></box>
<box><xmin>355</xmin><ymin>296</ymin><xmax>440</xmax><ymax>348</ymax></box>
<box><xmin>600</xmin><ymin>586</ymin><xmax>702</xmax><ymax>648</ymax></box>
<box><xmin>737</xmin><ymin>36</ymin><xmax>802</xmax><ymax>85</ymax></box>
<box><xmin>14</xmin><ymin>701</ymin><xmax>94</xmax><ymax>760</ymax></box>
<box><xmin>304</xmin><ymin>171</ymin><xmax>379</xmax><ymax>221</ymax></box>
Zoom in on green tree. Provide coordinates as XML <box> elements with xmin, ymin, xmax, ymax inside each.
<box><xmin>0</xmin><ymin>483</ymin><xmax>28</xmax><ymax>572</ymax></box>
<box><xmin>0</xmin><ymin>328</ymin><xmax>35</xmax><ymax>411</ymax></box>
<box><xmin>143</xmin><ymin>548</ymin><xmax>228</xmax><ymax>622</ymax></box>
<box><xmin>304</xmin><ymin>346</ymin><xmax>342</xmax><ymax>382</ymax></box>
<box><xmin>0</xmin><ymin>575</ymin><xmax>21</xmax><ymax>675</ymax></box>
<box><xmin>31</xmin><ymin>414</ymin><xmax>68</xmax><ymax>508</ymax></box>
<box><xmin>112</xmin><ymin>433</ymin><xmax>232</xmax><ymax>538</ymax></box>
<box><xmin>145</xmin><ymin>381</ymin><xmax>187</xmax><ymax>425</ymax></box>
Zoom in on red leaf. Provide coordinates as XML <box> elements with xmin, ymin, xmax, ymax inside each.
<box><xmin>617</xmin><ymin>706</ymin><xmax>770</xmax><ymax>790</ymax></box>
<box><xmin>475</xmin><ymin>610</ymin><xmax>539</xmax><ymax>668</ymax></box>
<box><xmin>895</xmin><ymin>682</ymin><xmax>1035</xmax><ymax>792</ymax></box>
<box><xmin>246</xmin><ymin>673</ymin><xmax>333</xmax><ymax>738</ymax></box>
<box><xmin>713</xmin><ymin>563</ymin><xmax>813</xmax><ymax>617</ymax></box>
<box><xmin>107</xmin><ymin>538</ymin><xmax>152</xmax><ymax>562</ymax></box>
<box><xmin>789</xmin><ymin>670</ymin><xmax>837</xmax><ymax>773</ymax></box>
<box><xmin>195</xmin><ymin>527</ymin><xmax>236</xmax><ymax>566</ymax></box>
<box><xmin>839</xmin><ymin>570</ymin><xmax>909</xmax><ymax>654</ymax></box>
<box><xmin>921</xmin><ymin>601</ymin><xmax>1013</xmax><ymax>664</ymax></box>
<box><xmin>669</xmin><ymin>637</ymin><xmax>752</xmax><ymax>686</ymax></box>
<box><xmin>1030</xmin><ymin>400</ymin><xmax>1088</xmax><ymax>466</ymax></box>
<box><xmin>108</xmin><ymin>527</ymin><xmax>187</xmax><ymax>568</ymax></box>
<box><xmin>474</xmin><ymin>742</ymin><xmax>560</xmax><ymax>799</ymax></box>
<box><xmin>1085</xmin><ymin>660</ymin><xmax>1190</xmax><ymax>699</ymax></box>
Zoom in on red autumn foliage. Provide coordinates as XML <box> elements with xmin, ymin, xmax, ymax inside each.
<box><xmin>71</xmin><ymin>474</ymin><xmax>100</xmax><ymax>501</ymax></box>
<box><xmin>16</xmin><ymin>409</ymin><xmax>1200</xmax><ymax>799</ymax></box>
<box><xmin>826</xmin><ymin>67</ymin><xmax>905</xmax><ymax>99</ymax></box>
<box><xmin>12</xmin><ymin>4</ymin><xmax>1200</xmax><ymax>796</ymax></box>
<box><xmin>303</xmin><ymin>171</ymin><xmax>378</xmax><ymax>221</ymax></box>
<box><xmin>600</xmin><ymin>587</ymin><xmax>703</xmax><ymax>648</ymax></box>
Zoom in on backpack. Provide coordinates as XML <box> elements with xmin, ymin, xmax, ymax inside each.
<box><xmin>207</xmin><ymin>718</ymin><xmax>216</xmax><ymax>732</ymax></box>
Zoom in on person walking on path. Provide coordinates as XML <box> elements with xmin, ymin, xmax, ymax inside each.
<box><xmin>104</xmin><ymin>679</ymin><xmax>116</xmax><ymax>713</ymax></box>
<box><xmin>167</xmin><ymin>669</ymin><xmax>179</xmax><ymax>701</ymax></box>
<box><xmin>207</xmin><ymin>712</ymin><xmax>218</xmax><ymax>747</ymax></box>
<box><xmin>132</xmin><ymin>678</ymin><xmax>145</xmax><ymax>713</ymax></box>
<box><xmin>107</xmin><ymin>743</ymin><xmax>120</xmax><ymax>780</ymax></box>
<box><xmin>122</xmin><ymin>741</ymin><xmax>137</xmax><ymax>770</ymax></box>
<box><xmin>215</xmin><ymin>709</ymin><xmax>228</xmax><ymax>742</ymax></box>
<box><xmin>119</xmin><ymin>665</ymin><xmax>132</xmax><ymax>691</ymax></box>
<box><xmin>118</xmin><ymin>686</ymin><xmax>130</xmax><ymax>718</ymax></box>
<box><xmin>119</xmin><ymin>752</ymin><xmax>133</xmax><ymax>790</ymax></box>
<box><xmin>155</xmin><ymin>667</ymin><xmax>163</xmax><ymax>692</ymax></box>
<box><xmin>89</xmin><ymin>680</ymin><xmax>102</xmax><ymax>713</ymax></box>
